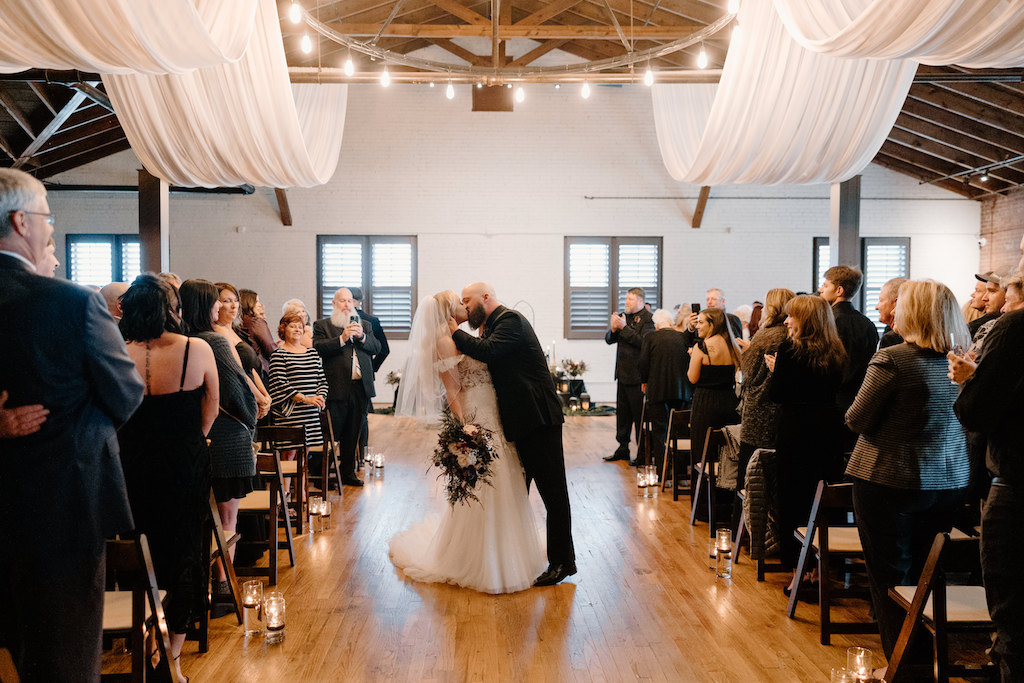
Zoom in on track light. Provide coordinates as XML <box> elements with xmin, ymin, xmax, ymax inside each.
<box><xmin>300</xmin><ymin>34</ymin><xmax>312</xmax><ymax>54</ymax></box>
<box><xmin>980</xmin><ymin>172</ymin><xmax>990</xmax><ymax>182</ymax></box>
<box><xmin>288</xmin><ymin>2</ymin><xmax>302</xmax><ymax>24</ymax></box>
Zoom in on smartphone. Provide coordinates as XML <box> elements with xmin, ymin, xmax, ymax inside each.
<box><xmin>349</xmin><ymin>314</ymin><xmax>360</xmax><ymax>326</ymax></box>
<box><xmin>691</xmin><ymin>303</ymin><xmax>701</xmax><ymax>314</ymax></box>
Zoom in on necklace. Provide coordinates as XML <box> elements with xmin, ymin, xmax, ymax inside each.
<box><xmin>144</xmin><ymin>341</ymin><xmax>151</xmax><ymax>394</ymax></box>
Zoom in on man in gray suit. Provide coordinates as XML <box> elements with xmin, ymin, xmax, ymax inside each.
<box><xmin>0</xmin><ymin>168</ymin><xmax>144</xmax><ymax>681</ymax></box>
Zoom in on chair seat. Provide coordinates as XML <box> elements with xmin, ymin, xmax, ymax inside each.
<box><xmin>795</xmin><ymin>526</ymin><xmax>863</xmax><ymax>553</ymax></box>
<box><xmin>891</xmin><ymin>585</ymin><xmax>991</xmax><ymax>624</ymax></box>
<box><xmin>280</xmin><ymin>460</ymin><xmax>298</xmax><ymax>475</ymax></box>
<box><xmin>103</xmin><ymin>589</ymin><xmax>167</xmax><ymax>631</ymax></box>
<box><xmin>676</xmin><ymin>439</ymin><xmax>691</xmax><ymax>451</ymax></box>
<box><xmin>238</xmin><ymin>489</ymin><xmax>271</xmax><ymax>512</ymax></box>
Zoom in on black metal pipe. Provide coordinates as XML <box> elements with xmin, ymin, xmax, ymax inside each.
<box><xmin>43</xmin><ymin>183</ymin><xmax>256</xmax><ymax>195</ymax></box>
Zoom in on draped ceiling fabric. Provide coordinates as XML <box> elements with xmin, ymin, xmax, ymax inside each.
<box><xmin>0</xmin><ymin>0</ymin><xmax>257</xmax><ymax>74</ymax></box>
<box><xmin>652</xmin><ymin>0</ymin><xmax>916</xmax><ymax>185</ymax></box>
<box><xmin>773</xmin><ymin>0</ymin><xmax>1024</xmax><ymax>68</ymax></box>
<box><xmin>105</xmin><ymin>0</ymin><xmax>348</xmax><ymax>188</ymax></box>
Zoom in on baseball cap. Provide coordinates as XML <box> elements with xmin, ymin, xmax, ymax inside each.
<box><xmin>976</xmin><ymin>269</ymin><xmax>1012</xmax><ymax>286</ymax></box>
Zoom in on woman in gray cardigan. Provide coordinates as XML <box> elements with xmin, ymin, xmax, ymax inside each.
<box><xmin>845</xmin><ymin>279</ymin><xmax>971</xmax><ymax>667</ymax></box>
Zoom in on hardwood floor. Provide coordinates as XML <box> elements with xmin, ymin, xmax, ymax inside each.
<box><xmin>176</xmin><ymin>414</ymin><xmax>883</xmax><ymax>682</ymax></box>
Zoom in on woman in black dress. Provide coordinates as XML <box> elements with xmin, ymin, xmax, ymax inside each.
<box><xmin>214</xmin><ymin>281</ymin><xmax>270</xmax><ymax>419</ymax></box>
<box><xmin>765</xmin><ymin>294</ymin><xmax>847</xmax><ymax>594</ymax></box>
<box><xmin>180</xmin><ymin>279</ymin><xmax>259</xmax><ymax>598</ymax></box>
<box><xmin>688</xmin><ymin>307</ymin><xmax>742</xmax><ymax>502</ymax></box>
<box><xmin>118</xmin><ymin>275</ymin><xmax>219</xmax><ymax>683</ymax></box>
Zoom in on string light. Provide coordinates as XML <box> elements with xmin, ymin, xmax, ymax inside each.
<box><xmin>446</xmin><ymin>82</ymin><xmax>455</xmax><ymax>99</ymax></box>
<box><xmin>581</xmin><ymin>81</ymin><xmax>591</xmax><ymax>99</ymax></box>
<box><xmin>515</xmin><ymin>86</ymin><xmax>525</xmax><ymax>103</ymax></box>
<box><xmin>476</xmin><ymin>82</ymin><xmax>483</xmax><ymax>89</ymax></box>
<box><xmin>429</xmin><ymin>81</ymin><xmax>435</xmax><ymax>87</ymax></box>
<box><xmin>727</xmin><ymin>0</ymin><xmax>740</xmax><ymax>13</ymax></box>
<box><xmin>697</xmin><ymin>44</ymin><xmax>708</xmax><ymax>69</ymax></box>
<box><xmin>643</xmin><ymin>67</ymin><xmax>654</xmax><ymax>86</ymax></box>
<box><xmin>300</xmin><ymin>34</ymin><xmax>312</xmax><ymax>54</ymax></box>
<box><xmin>343</xmin><ymin>56</ymin><xmax>355</xmax><ymax>76</ymax></box>
<box><xmin>507</xmin><ymin>83</ymin><xmax>512</xmax><ymax>89</ymax></box>
<box><xmin>380</xmin><ymin>66</ymin><xmax>390</xmax><ymax>87</ymax></box>
<box><xmin>288</xmin><ymin>2</ymin><xmax>302</xmax><ymax>23</ymax></box>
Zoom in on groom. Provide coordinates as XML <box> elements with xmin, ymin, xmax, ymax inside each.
<box><xmin>449</xmin><ymin>282</ymin><xmax>576</xmax><ymax>586</ymax></box>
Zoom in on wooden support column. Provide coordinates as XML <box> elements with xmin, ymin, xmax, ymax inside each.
<box><xmin>691</xmin><ymin>186</ymin><xmax>710</xmax><ymax>228</ymax></box>
<box><xmin>138</xmin><ymin>169</ymin><xmax>169</xmax><ymax>273</ymax></box>
<box><xmin>829</xmin><ymin>175</ymin><xmax>861</xmax><ymax>275</ymax></box>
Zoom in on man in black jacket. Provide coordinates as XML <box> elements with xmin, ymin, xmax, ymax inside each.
<box><xmin>349</xmin><ymin>287</ymin><xmax>389</xmax><ymax>453</ymax></box>
<box><xmin>638</xmin><ymin>309</ymin><xmax>689</xmax><ymax>475</ymax></box>
<box><xmin>604</xmin><ymin>287</ymin><xmax>654</xmax><ymax>463</ymax></box>
<box><xmin>819</xmin><ymin>265</ymin><xmax>879</xmax><ymax>411</ymax></box>
<box><xmin>451</xmin><ymin>282</ymin><xmax>575</xmax><ymax>586</ymax></box>
<box><xmin>313</xmin><ymin>288</ymin><xmax>380</xmax><ymax>487</ymax></box>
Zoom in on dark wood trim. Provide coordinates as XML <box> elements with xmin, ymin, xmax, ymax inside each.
<box><xmin>691</xmin><ymin>185</ymin><xmax>710</xmax><ymax>228</ymax></box>
<box><xmin>274</xmin><ymin>188</ymin><xmax>293</xmax><ymax>226</ymax></box>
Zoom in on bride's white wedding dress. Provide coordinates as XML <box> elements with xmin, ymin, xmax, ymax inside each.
<box><xmin>389</xmin><ymin>355</ymin><xmax>547</xmax><ymax>594</ymax></box>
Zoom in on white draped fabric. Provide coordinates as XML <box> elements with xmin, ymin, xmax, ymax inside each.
<box><xmin>0</xmin><ymin>0</ymin><xmax>257</xmax><ymax>74</ymax></box>
<box><xmin>652</xmin><ymin>0</ymin><xmax>916</xmax><ymax>185</ymax></box>
<box><xmin>104</xmin><ymin>0</ymin><xmax>347</xmax><ymax>188</ymax></box>
<box><xmin>773</xmin><ymin>0</ymin><xmax>1024</xmax><ymax>68</ymax></box>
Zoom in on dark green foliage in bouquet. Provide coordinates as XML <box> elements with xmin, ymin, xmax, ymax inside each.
<box><xmin>432</xmin><ymin>409</ymin><xmax>499</xmax><ymax>506</ymax></box>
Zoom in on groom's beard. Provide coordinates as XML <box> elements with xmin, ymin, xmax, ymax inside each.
<box><xmin>331</xmin><ymin>310</ymin><xmax>357</xmax><ymax>328</ymax></box>
<box><xmin>467</xmin><ymin>304</ymin><xmax>487</xmax><ymax>330</ymax></box>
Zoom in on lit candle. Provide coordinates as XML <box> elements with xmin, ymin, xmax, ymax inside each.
<box><xmin>581</xmin><ymin>393</ymin><xmax>590</xmax><ymax>411</ymax></box>
<box><xmin>264</xmin><ymin>594</ymin><xmax>286</xmax><ymax>641</ymax></box>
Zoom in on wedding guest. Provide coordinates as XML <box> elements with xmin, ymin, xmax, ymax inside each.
<box><xmin>179</xmin><ymin>279</ymin><xmax>257</xmax><ymax>601</ymax></box>
<box><xmin>214</xmin><ymin>282</ymin><xmax>270</xmax><ymax>419</ymax></box>
<box><xmin>638</xmin><ymin>308</ymin><xmax>689</xmax><ymax>475</ymax></box>
<box><xmin>101</xmin><ymin>281</ymin><xmax>130</xmax><ymax>320</ymax></box>
<box><xmin>969</xmin><ymin>271</ymin><xmax>1002</xmax><ymax>337</ymax></box>
<box><xmin>238</xmin><ymin>288</ymin><xmax>276</xmax><ymax>377</ymax></box>
<box><xmin>748</xmin><ymin>301</ymin><xmax>763</xmax><ymax>338</ymax></box>
<box><xmin>159</xmin><ymin>272</ymin><xmax>182</xmax><ymax>290</ymax></box>
<box><xmin>951</xmin><ymin>307</ymin><xmax>1024</xmax><ymax>682</ymax></box>
<box><xmin>351</xmin><ymin>286</ymin><xmax>389</xmax><ymax>451</ymax></box>
<box><xmin>999</xmin><ymin>271</ymin><xmax>1024</xmax><ymax>314</ymax></box>
<box><xmin>269</xmin><ymin>312</ymin><xmax>328</xmax><ymax>470</ymax></box>
<box><xmin>0</xmin><ymin>167</ymin><xmax>143</xmax><ymax>681</ymax></box>
<box><xmin>733</xmin><ymin>304</ymin><xmax>753</xmax><ymax>341</ymax></box>
<box><xmin>733</xmin><ymin>288</ymin><xmax>795</xmax><ymax>529</ymax></box>
<box><xmin>36</xmin><ymin>236</ymin><xmax>58</xmax><ymax>277</ymax></box>
<box><xmin>846</xmin><ymin>280</ymin><xmax>970</xmax><ymax>666</ymax></box>
<box><xmin>313</xmin><ymin>288</ymin><xmax>380</xmax><ymax>487</ymax></box>
<box><xmin>604</xmin><ymin>287</ymin><xmax>653</xmax><ymax>464</ymax></box>
<box><xmin>118</xmin><ymin>274</ymin><xmax>218</xmax><ymax>683</ymax></box>
<box><xmin>969</xmin><ymin>270</ymin><xmax>1008</xmax><ymax>355</ymax></box>
<box><xmin>687</xmin><ymin>307</ymin><xmax>741</xmax><ymax>503</ymax></box>
<box><xmin>705</xmin><ymin>287</ymin><xmax>744</xmax><ymax>338</ymax></box>
<box><xmin>282</xmin><ymin>297</ymin><xmax>313</xmax><ymax>348</ymax></box>
<box><xmin>876</xmin><ymin>277</ymin><xmax>907</xmax><ymax>349</ymax></box>
<box><xmin>765</xmin><ymin>295</ymin><xmax>846</xmax><ymax>593</ymax></box>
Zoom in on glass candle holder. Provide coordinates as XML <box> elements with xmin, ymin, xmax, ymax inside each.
<box><xmin>363</xmin><ymin>449</ymin><xmax>374</xmax><ymax>476</ymax></box>
<box><xmin>264</xmin><ymin>593</ymin><xmax>286</xmax><ymax>642</ymax></box>
<box><xmin>846</xmin><ymin>647</ymin><xmax>872</xmax><ymax>681</ymax></box>
<box><xmin>241</xmin><ymin>580</ymin><xmax>263</xmax><ymax>636</ymax></box>
<box><xmin>636</xmin><ymin>469</ymin><xmax>649</xmax><ymax>497</ymax></box>
<box><xmin>715</xmin><ymin>528</ymin><xmax>733</xmax><ymax>578</ymax></box>
<box><xmin>644</xmin><ymin>465</ymin><xmax>658</xmax><ymax>498</ymax></box>
<box><xmin>320</xmin><ymin>499</ymin><xmax>331</xmax><ymax>529</ymax></box>
<box><xmin>830</xmin><ymin>668</ymin><xmax>854</xmax><ymax>683</ymax></box>
<box><xmin>580</xmin><ymin>393</ymin><xmax>590</xmax><ymax>411</ymax></box>
<box><xmin>559</xmin><ymin>379</ymin><xmax>569</xmax><ymax>393</ymax></box>
<box><xmin>374</xmin><ymin>452</ymin><xmax>384</xmax><ymax>469</ymax></box>
<box><xmin>569</xmin><ymin>397</ymin><xmax>580</xmax><ymax>412</ymax></box>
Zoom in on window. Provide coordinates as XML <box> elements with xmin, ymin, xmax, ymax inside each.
<box><xmin>65</xmin><ymin>234</ymin><xmax>140</xmax><ymax>286</ymax></box>
<box><xmin>564</xmin><ymin>236</ymin><xmax>662</xmax><ymax>339</ymax></box>
<box><xmin>813</xmin><ymin>237</ymin><xmax>911</xmax><ymax>333</ymax></box>
<box><xmin>317</xmin><ymin>235</ymin><xmax>417</xmax><ymax>340</ymax></box>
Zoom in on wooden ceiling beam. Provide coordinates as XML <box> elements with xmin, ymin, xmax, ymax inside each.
<box><xmin>33</xmin><ymin>127</ymin><xmax>126</xmax><ymax>168</ymax></box>
<box><xmin>513</xmin><ymin>0</ymin><xmax>582</xmax><ymax>26</ymax></box>
<box><xmin>892</xmin><ymin>113</ymin><xmax>1024</xmax><ymax>178</ymax></box>
<box><xmin>27</xmin><ymin>82</ymin><xmax>58</xmax><ymax>116</ymax></box>
<box><xmin>910</xmin><ymin>84</ymin><xmax>1024</xmax><ymax>139</ymax></box>
<box><xmin>507</xmin><ymin>39</ymin><xmax>569</xmax><ymax>66</ymax></box>
<box><xmin>885</xmin><ymin>129</ymin><xmax>1024</xmax><ymax>186</ymax></box>
<box><xmin>0</xmin><ymin>132</ymin><xmax>17</xmax><ymax>162</ymax></box>
<box><xmin>426</xmin><ymin>0</ymin><xmax>489</xmax><ymax>23</ymax></box>
<box><xmin>37</xmin><ymin>115</ymin><xmax>122</xmax><ymax>155</ymax></box>
<box><xmin>0</xmin><ymin>89</ymin><xmax>36</xmax><ymax>138</ymax></box>
<box><xmin>429</xmin><ymin>38</ymin><xmax>488</xmax><ymax>65</ymax></box>
<box><xmin>30</xmin><ymin>137</ymin><xmax>131</xmax><ymax>179</ymax></box>
<box><xmin>872</xmin><ymin>153</ymin><xmax>982</xmax><ymax>199</ymax></box>
<box><xmin>878</xmin><ymin>140</ymin><xmax>1012</xmax><ymax>194</ymax></box>
<box><xmin>14</xmin><ymin>90</ymin><xmax>88</xmax><ymax>169</ymax></box>
<box><xmin>328</xmin><ymin>22</ymin><xmax>699</xmax><ymax>38</ymax></box>
<box><xmin>901</xmin><ymin>95</ymin><xmax>1024</xmax><ymax>157</ymax></box>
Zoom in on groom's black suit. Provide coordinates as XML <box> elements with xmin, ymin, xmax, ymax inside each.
<box><xmin>453</xmin><ymin>305</ymin><xmax>575</xmax><ymax>567</ymax></box>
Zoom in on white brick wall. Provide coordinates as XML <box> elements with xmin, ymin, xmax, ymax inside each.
<box><xmin>47</xmin><ymin>84</ymin><xmax>980</xmax><ymax>401</ymax></box>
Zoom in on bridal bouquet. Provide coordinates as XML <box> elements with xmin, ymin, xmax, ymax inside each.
<box><xmin>432</xmin><ymin>410</ymin><xmax>499</xmax><ymax>506</ymax></box>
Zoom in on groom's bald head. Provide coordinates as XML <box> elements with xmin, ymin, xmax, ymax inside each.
<box><xmin>462</xmin><ymin>282</ymin><xmax>499</xmax><ymax>330</ymax></box>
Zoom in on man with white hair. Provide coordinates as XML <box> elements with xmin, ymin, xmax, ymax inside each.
<box><xmin>876</xmin><ymin>277</ymin><xmax>907</xmax><ymax>349</ymax></box>
<box><xmin>0</xmin><ymin>167</ymin><xmax>143</xmax><ymax>680</ymax></box>
<box><xmin>100</xmin><ymin>281</ymin><xmax>130</xmax><ymax>320</ymax></box>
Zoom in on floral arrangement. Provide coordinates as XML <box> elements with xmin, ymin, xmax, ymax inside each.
<box><xmin>561</xmin><ymin>358</ymin><xmax>587</xmax><ymax>377</ymax></box>
<box><xmin>386</xmin><ymin>370</ymin><xmax>402</xmax><ymax>386</ymax></box>
<box><xmin>432</xmin><ymin>409</ymin><xmax>500</xmax><ymax>506</ymax></box>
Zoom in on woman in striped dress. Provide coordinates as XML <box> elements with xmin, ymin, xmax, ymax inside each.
<box><xmin>845</xmin><ymin>279</ymin><xmax>971</xmax><ymax>666</ymax></box>
<box><xmin>269</xmin><ymin>312</ymin><xmax>328</xmax><ymax>455</ymax></box>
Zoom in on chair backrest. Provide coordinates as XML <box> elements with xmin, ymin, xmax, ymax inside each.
<box><xmin>319</xmin><ymin>409</ymin><xmax>336</xmax><ymax>445</ymax></box>
<box><xmin>0</xmin><ymin>648</ymin><xmax>19</xmax><ymax>683</ymax></box>
<box><xmin>699</xmin><ymin>427</ymin><xmax>727</xmax><ymax>465</ymax></box>
<box><xmin>667</xmin><ymin>409</ymin><xmax>691</xmax><ymax>439</ymax></box>
<box><xmin>257</xmin><ymin>425</ymin><xmax>307</xmax><ymax>450</ymax></box>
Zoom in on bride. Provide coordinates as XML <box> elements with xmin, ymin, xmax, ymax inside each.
<box><xmin>388</xmin><ymin>290</ymin><xmax>546</xmax><ymax>594</ymax></box>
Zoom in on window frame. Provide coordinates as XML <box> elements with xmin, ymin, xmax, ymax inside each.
<box><xmin>564</xmin><ymin>235</ymin><xmax>663</xmax><ymax>339</ymax></box>
<box><xmin>316</xmin><ymin>234</ymin><xmax>417</xmax><ymax>341</ymax></box>
<box><xmin>812</xmin><ymin>236</ymin><xmax>911</xmax><ymax>322</ymax></box>
<box><xmin>65</xmin><ymin>233</ymin><xmax>140</xmax><ymax>285</ymax></box>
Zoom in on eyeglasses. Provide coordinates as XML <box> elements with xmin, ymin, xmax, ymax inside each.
<box><xmin>11</xmin><ymin>210</ymin><xmax>55</xmax><ymax>225</ymax></box>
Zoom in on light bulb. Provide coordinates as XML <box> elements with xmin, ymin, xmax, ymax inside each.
<box><xmin>300</xmin><ymin>34</ymin><xmax>312</xmax><ymax>54</ymax></box>
<box><xmin>288</xmin><ymin>2</ymin><xmax>302</xmax><ymax>24</ymax></box>
<box><xmin>643</xmin><ymin>68</ymin><xmax>654</xmax><ymax>86</ymax></box>
<box><xmin>515</xmin><ymin>86</ymin><xmax>524</xmax><ymax>103</ymax></box>
<box><xmin>507</xmin><ymin>83</ymin><xmax>512</xmax><ymax>89</ymax></box>
<box><xmin>980</xmin><ymin>172</ymin><xmax>990</xmax><ymax>182</ymax></box>
<box><xmin>476</xmin><ymin>82</ymin><xmax>482</xmax><ymax>89</ymax></box>
<box><xmin>446</xmin><ymin>82</ymin><xmax>455</xmax><ymax>99</ymax></box>
<box><xmin>581</xmin><ymin>82</ymin><xmax>591</xmax><ymax>99</ymax></box>
<box><xmin>727</xmin><ymin>0</ymin><xmax>739</xmax><ymax>13</ymax></box>
<box><xmin>381</xmin><ymin>67</ymin><xmax>390</xmax><ymax>87</ymax></box>
<box><xmin>697</xmin><ymin>46</ymin><xmax>708</xmax><ymax>69</ymax></box>
<box><xmin>554</xmin><ymin>83</ymin><xmax>560</xmax><ymax>89</ymax></box>
<box><xmin>429</xmin><ymin>81</ymin><xmax>435</xmax><ymax>87</ymax></box>
<box><xmin>343</xmin><ymin>57</ymin><xmax>355</xmax><ymax>77</ymax></box>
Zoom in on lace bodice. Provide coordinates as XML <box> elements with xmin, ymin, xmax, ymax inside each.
<box><xmin>455</xmin><ymin>355</ymin><xmax>492</xmax><ymax>389</ymax></box>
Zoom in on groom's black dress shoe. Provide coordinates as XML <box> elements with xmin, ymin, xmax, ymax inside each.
<box><xmin>603</xmin><ymin>452</ymin><xmax>629</xmax><ymax>462</ymax></box>
<box><xmin>534</xmin><ymin>563</ymin><xmax>577</xmax><ymax>586</ymax></box>
<box><xmin>341</xmin><ymin>475</ymin><xmax>364</xmax><ymax>487</ymax></box>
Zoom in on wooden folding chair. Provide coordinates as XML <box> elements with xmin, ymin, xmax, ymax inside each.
<box><xmin>690</xmin><ymin>427</ymin><xmax>727</xmax><ymax>535</ymax></box>
<box><xmin>101</xmin><ymin>535</ymin><xmax>174</xmax><ymax>683</ymax></box>
<box><xmin>257</xmin><ymin>425</ymin><xmax>308</xmax><ymax>535</ymax></box>
<box><xmin>191</xmin><ymin>492</ymin><xmax>243</xmax><ymax>652</ymax></box>
<box><xmin>884</xmin><ymin>533</ymin><xmax>995</xmax><ymax>683</ymax></box>
<box><xmin>664</xmin><ymin>409</ymin><xmax>692</xmax><ymax>500</ymax></box>
<box><xmin>637</xmin><ymin>397</ymin><xmax>655</xmax><ymax>467</ymax></box>
<box><xmin>236</xmin><ymin>451</ymin><xmax>295</xmax><ymax>585</ymax></box>
<box><xmin>786</xmin><ymin>481</ymin><xmax>876</xmax><ymax>645</ymax></box>
<box><xmin>308</xmin><ymin>410</ymin><xmax>342</xmax><ymax>497</ymax></box>
<box><xmin>0</xmin><ymin>648</ymin><xmax>18</xmax><ymax>683</ymax></box>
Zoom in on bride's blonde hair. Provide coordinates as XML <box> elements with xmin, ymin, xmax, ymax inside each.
<box><xmin>434</xmin><ymin>289</ymin><xmax>459</xmax><ymax>317</ymax></box>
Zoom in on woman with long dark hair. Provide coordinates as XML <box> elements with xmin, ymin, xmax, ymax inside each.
<box><xmin>179</xmin><ymin>279</ymin><xmax>258</xmax><ymax>600</ymax></box>
<box><xmin>118</xmin><ymin>274</ymin><xmax>218</xmax><ymax>682</ymax></box>
<box><xmin>766</xmin><ymin>294</ymin><xmax>847</xmax><ymax>594</ymax></box>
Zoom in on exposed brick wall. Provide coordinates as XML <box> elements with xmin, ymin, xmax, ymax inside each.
<box><xmin>46</xmin><ymin>85</ymin><xmax>981</xmax><ymax>401</ymax></box>
<box><xmin>980</xmin><ymin>187</ymin><xmax>1024</xmax><ymax>273</ymax></box>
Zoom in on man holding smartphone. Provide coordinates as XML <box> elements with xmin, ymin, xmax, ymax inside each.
<box><xmin>313</xmin><ymin>287</ymin><xmax>381</xmax><ymax>486</ymax></box>
<box><xmin>604</xmin><ymin>287</ymin><xmax>654</xmax><ymax>464</ymax></box>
